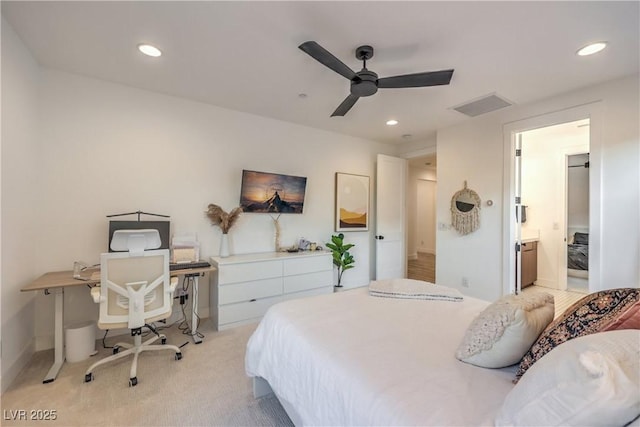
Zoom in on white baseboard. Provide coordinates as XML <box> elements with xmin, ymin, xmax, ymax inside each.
<box><xmin>2</xmin><ymin>338</ymin><xmax>34</xmax><ymax>393</ymax></box>
<box><xmin>417</xmin><ymin>249</ymin><xmax>436</xmax><ymax>255</ymax></box>
<box><xmin>535</xmin><ymin>278</ymin><xmax>558</xmax><ymax>289</ymax></box>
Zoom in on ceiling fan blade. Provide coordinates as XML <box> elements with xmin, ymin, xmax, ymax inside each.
<box><xmin>299</xmin><ymin>41</ymin><xmax>357</xmax><ymax>80</ymax></box>
<box><xmin>378</xmin><ymin>69</ymin><xmax>454</xmax><ymax>89</ymax></box>
<box><xmin>331</xmin><ymin>94</ymin><xmax>360</xmax><ymax>117</ymax></box>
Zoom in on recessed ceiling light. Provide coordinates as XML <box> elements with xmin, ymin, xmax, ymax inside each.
<box><xmin>386</xmin><ymin>119</ymin><xmax>398</xmax><ymax>126</ymax></box>
<box><xmin>402</xmin><ymin>134</ymin><xmax>412</xmax><ymax>139</ymax></box>
<box><xmin>577</xmin><ymin>42</ymin><xmax>607</xmax><ymax>56</ymax></box>
<box><xmin>298</xmin><ymin>93</ymin><xmax>308</xmax><ymax>99</ymax></box>
<box><xmin>138</xmin><ymin>44</ymin><xmax>162</xmax><ymax>57</ymax></box>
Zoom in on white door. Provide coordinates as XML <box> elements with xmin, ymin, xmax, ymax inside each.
<box><xmin>375</xmin><ymin>154</ymin><xmax>407</xmax><ymax>279</ymax></box>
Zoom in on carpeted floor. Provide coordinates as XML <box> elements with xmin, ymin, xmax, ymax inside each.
<box><xmin>1</xmin><ymin>320</ymin><xmax>293</xmax><ymax>427</ymax></box>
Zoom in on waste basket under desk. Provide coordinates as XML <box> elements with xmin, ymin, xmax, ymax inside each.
<box><xmin>210</xmin><ymin>251</ymin><xmax>333</xmax><ymax>330</ymax></box>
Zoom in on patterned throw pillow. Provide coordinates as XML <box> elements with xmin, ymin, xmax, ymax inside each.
<box><xmin>573</xmin><ymin>232</ymin><xmax>589</xmax><ymax>245</ymax></box>
<box><xmin>514</xmin><ymin>288</ymin><xmax>640</xmax><ymax>382</ymax></box>
<box><xmin>456</xmin><ymin>292</ymin><xmax>554</xmax><ymax>368</ymax></box>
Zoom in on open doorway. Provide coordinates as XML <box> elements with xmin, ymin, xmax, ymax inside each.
<box><xmin>503</xmin><ymin>102</ymin><xmax>602</xmax><ymax>298</ymax></box>
<box><xmin>566</xmin><ymin>152</ymin><xmax>590</xmax><ymax>293</ymax></box>
<box><xmin>407</xmin><ymin>154</ymin><xmax>436</xmax><ymax>283</ymax></box>
<box><xmin>511</xmin><ymin>117</ymin><xmax>592</xmax><ymax>314</ymax></box>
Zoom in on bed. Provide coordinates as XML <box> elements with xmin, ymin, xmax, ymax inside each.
<box><xmin>567</xmin><ymin>231</ymin><xmax>588</xmax><ymax>278</ymax></box>
<box><xmin>245</xmin><ymin>284</ymin><xmax>640</xmax><ymax>426</ymax></box>
<box><xmin>245</xmin><ymin>287</ymin><xmax>516</xmax><ymax>426</ymax></box>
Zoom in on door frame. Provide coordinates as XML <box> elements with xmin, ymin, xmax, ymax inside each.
<box><xmin>561</xmin><ymin>149</ymin><xmax>591</xmax><ymax>290</ymax></box>
<box><xmin>404</xmin><ymin>146</ymin><xmax>437</xmax><ymax>264</ymax></box>
<box><xmin>502</xmin><ymin>102</ymin><xmax>603</xmax><ymax>296</ymax></box>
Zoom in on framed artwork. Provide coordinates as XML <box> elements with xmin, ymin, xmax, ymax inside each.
<box><xmin>335</xmin><ymin>172</ymin><xmax>370</xmax><ymax>231</ymax></box>
<box><xmin>239</xmin><ymin>169</ymin><xmax>307</xmax><ymax>214</ymax></box>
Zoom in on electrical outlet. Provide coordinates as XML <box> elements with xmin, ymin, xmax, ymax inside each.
<box><xmin>462</xmin><ymin>277</ymin><xmax>470</xmax><ymax>288</ymax></box>
<box><xmin>175</xmin><ymin>288</ymin><xmax>188</xmax><ymax>297</ymax></box>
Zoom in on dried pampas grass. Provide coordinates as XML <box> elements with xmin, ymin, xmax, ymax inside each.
<box><xmin>206</xmin><ymin>204</ymin><xmax>242</xmax><ymax>234</ymax></box>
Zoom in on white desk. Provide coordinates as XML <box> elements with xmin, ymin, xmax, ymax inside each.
<box><xmin>22</xmin><ymin>265</ymin><xmax>215</xmax><ymax>384</ymax></box>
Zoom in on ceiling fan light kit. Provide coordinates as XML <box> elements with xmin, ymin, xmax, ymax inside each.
<box><xmin>298</xmin><ymin>41</ymin><xmax>454</xmax><ymax>117</ymax></box>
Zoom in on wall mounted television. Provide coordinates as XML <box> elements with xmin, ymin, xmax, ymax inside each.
<box><xmin>108</xmin><ymin>220</ymin><xmax>170</xmax><ymax>252</ymax></box>
<box><xmin>239</xmin><ymin>169</ymin><xmax>307</xmax><ymax>214</ymax></box>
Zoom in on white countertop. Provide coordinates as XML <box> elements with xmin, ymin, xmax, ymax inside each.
<box><xmin>521</xmin><ymin>228</ymin><xmax>540</xmax><ymax>243</ymax></box>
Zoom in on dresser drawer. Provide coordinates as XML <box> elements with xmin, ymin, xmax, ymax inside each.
<box><xmin>219</xmin><ymin>277</ymin><xmax>282</xmax><ymax>305</ymax></box>
<box><xmin>283</xmin><ymin>255</ymin><xmax>331</xmax><ymax>276</ymax></box>
<box><xmin>283</xmin><ymin>270</ymin><xmax>333</xmax><ymax>294</ymax></box>
<box><xmin>282</xmin><ymin>286</ymin><xmax>333</xmax><ymax>301</ymax></box>
<box><xmin>218</xmin><ymin>260</ymin><xmax>282</xmax><ymax>284</ymax></box>
<box><xmin>219</xmin><ymin>295</ymin><xmax>282</xmax><ymax>326</ymax></box>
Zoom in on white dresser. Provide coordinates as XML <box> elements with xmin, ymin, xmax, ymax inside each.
<box><xmin>210</xmin><ymin>251</ymin><xmax>333</xmax><ymax>330</ymax></box>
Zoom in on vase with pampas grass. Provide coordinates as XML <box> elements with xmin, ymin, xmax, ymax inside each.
<box><xmin>206</xmin><ymin>204</ymin><xmax>242</xmax><ymax>257</ymax></box>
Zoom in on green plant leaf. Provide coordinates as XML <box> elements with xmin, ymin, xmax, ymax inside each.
<box><xmin>325</xmin><ymin>242</ymin><xmax>338</xmax><ymax>251</ymax></box>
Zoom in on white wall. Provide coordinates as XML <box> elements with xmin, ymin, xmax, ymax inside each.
<box><xmin>416</xmin><ymin>179</ymin><xmax>437</xmax><ymax>255</ymax></box>
<box><xmin>437</xmin><ymin>74</ymin><xmax>639</xmax><ymax>302</ymax></box>
<box><xmin>1</xmin><ymin>19</ymin><xmax>40</xmax><ymax>391</ymax></box>
<box><xmin>567</xmin><ymin>153</ymin><xmax>590</xmax><ymax>230</ymax></box>
<box><xmin>27</xmin><ymin>68</ymin><xmax>395</xmax><ymax>350</ymax></box>
<box><xmin>406</xmin><ymin>167</ymin><xmax>436</xmax><ymax>258</ymax></box>
<box><xmin>521</xmin><ymin>125</ymin><xmax>589</xmax><ymax>289</ymax></box>
<box><xmin>1</xmin><ymin>23</ymin><xmax>398</xmax><ymax>388</ymax></box>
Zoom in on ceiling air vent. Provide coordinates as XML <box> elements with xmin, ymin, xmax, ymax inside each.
<box><xmin>452</xmin><ymin>93</ymin><xmax>513</xmax><ymax>117</ymax></box>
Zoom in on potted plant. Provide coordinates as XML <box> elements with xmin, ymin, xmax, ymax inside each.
<box><xmin>326</xmin><ymin>233</ymin><xmax>355</xmax><ymax>287</ymax></box>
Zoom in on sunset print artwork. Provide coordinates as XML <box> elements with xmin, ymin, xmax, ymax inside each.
<box><xmin>239</xmin><ymin>170</ymin><xmax>307</xmax><ymax>214</ymax></box>
<box><xmin>335</xmin><ymin>173</ymin><xmax>369</xmax><ymax>231</ymax></box>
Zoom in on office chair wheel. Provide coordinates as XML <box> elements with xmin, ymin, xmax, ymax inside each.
<box><xmin>161</xmin><ymin>337</ymin><xmax>167</xmax><ymax>345</ymax></box>
<box><xmin>113</xmin><ymin>346</ymin><xmax>120</xmax><ymax>355</ymax></box>
<box><xmin>129</xmin><ymin>377</ymin><xmax>138</xmax><ymax>387</ymax></box>
<box><xmin>175</xmin><ymin>352</ymin><xmax>182</xmax><ymax>361</ymax></box>
<box><xmin>84</xmin><ymin>373</ymin><xmax>93</xmax><ymax>383</ymax></box>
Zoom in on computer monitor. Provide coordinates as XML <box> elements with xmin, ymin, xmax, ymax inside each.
<box><xmin>108</xmin><ymin>221</ymin><xmax>170</xmax><ymax>252</ymax></box>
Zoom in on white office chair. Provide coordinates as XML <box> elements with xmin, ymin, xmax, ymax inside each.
<box><xmin>84</xmin><ymin>229</ymin><xmax>182</xmax><ymax>387</ymax></box>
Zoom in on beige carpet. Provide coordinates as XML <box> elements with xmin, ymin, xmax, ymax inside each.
<box><xmin>1</xmin><ymin>320</ymin><xmax>293</xmax><ymax>427</ymax></box>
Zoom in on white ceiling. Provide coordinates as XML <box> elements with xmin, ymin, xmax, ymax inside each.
<box><xmin>2</xmin><ymin>1</ymin><xmax>638</xmax><ymax>145</ymax></box>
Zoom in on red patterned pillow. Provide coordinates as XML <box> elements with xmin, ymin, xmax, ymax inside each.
<box><xmin>514</xmin><ymin>288</ymin><xmax>640</xmax><ymax>382</ymax></box>
<box><xmin>603</xmin><ymin>300</ymin><xmax>640</xmax><ymax>331</ymax></box>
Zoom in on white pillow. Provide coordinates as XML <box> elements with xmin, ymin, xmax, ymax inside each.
<box><xmin>495</xmin><ymin>329</ymin><xmax>640</xmax><ymax>427</ymax></box>
<box><xmin>456</xmin><ymin>292</ymin><xmax>554</xmax><ymax>368</ymax></box>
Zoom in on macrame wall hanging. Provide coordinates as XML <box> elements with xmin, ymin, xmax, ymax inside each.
<box><xmin>451</xmin><ymin>181</ymin><xmax>481</xmax><ymax>235</ymax></box>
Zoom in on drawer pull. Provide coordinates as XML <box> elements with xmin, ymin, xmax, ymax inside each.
<box><xmin>249</xmin><ymin>298</ymin><xmax>257</xmax><ymax>302</ymax></box>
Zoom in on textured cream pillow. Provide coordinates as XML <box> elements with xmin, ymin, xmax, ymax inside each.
<box><xmin>495</xmin><ymin>329</ymin><xmax>640</xmax><ymax>427</ymax></box>
<box><xmin>455</xmin><ymin>292</ymin><xmax>554</xmax><ymax>368</ymax></box>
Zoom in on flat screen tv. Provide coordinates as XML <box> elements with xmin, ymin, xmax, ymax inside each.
<box><xmin>108</xmin><ymin>220</ymin><xmax>170</xmax><ymax>252</ymax></box>
<box><xmin>239</xmin><ymin>169</ymin><xmax>307</xmax><ymax>213</ymax></box>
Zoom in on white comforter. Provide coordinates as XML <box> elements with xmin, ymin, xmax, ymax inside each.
<box><xmin>245</xmin><ymin>287</ymin><xmax>517</xmax><ymax>426</ymax></box>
